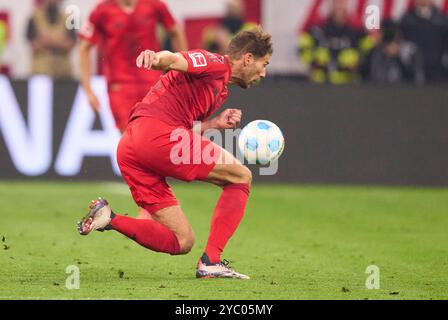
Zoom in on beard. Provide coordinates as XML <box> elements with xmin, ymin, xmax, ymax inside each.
<box><xmin>231</xmin><ymin>76</ymin><xmax>249</xmax><ymax>89</ymax></box>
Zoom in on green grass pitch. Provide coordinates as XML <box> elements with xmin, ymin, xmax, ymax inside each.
<box><xmin>0</xmin><ymin>181</ymin><xmax>447</xmax><ymax>300</ymax></box>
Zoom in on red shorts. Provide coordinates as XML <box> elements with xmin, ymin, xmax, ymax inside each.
<box><xmin>117</xmin><ymin>116</ymin><xmax>221</xmax><ymax>213</ymax></box>
<box><xmin>108</xmin><ymin>83</ymin><xmax>150</xmax><ymax>132</ymax></box>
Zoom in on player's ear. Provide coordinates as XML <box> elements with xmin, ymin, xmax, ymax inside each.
<box><xmin>243</xmin><ymin>53</ymin><xmax>254</xmax><ymax>66</ymax></box>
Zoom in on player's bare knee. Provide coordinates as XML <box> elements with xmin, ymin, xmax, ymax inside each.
<box><xmin>232</xmin><ymin>165</ymin><xmax>252</xmax><ymax>185</ymax></box>
<box><xmin>177</xmin><ymin>229</ymin><xmax>195</xmax><ymax>254</ymax></box>
<box><xmin>242</xmin><ymin>166</ymin><xmax>253</xmax><ymax>185</ymax></box>
<box><xmin>220</xmin><ymin>165</ymin><xmax>251</xmax><ymax>186</ymax></box>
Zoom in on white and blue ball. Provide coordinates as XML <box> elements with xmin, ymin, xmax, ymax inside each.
<box><xmin>238</xmin><ymin>120</ymin><xmax>285</xmax><ymax>165</ymax></box>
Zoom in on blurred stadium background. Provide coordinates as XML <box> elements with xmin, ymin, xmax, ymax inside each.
<box><xmin>0</xmin><ymin>0</ymin><xmax>448</xmax><ymax>300</ymax></box>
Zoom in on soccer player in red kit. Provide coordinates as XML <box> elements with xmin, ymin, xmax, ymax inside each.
<box><xmin>77</xmin><ymin>28</ymin><xmax>273</xmax><ymax>279</ymax></box>
<box><xmin>78</xmin><ymin>0</ymin><xmax>187</xmax><ymax>132</ymax></box>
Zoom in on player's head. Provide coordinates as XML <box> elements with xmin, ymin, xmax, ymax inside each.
<box><xmin>227</xmin><ymin>0</ymin><xmax>244</xmax><ymax>18</ymax></box>
<box><xmin>331</xmin><ymin>0</ymin><xmax>349</xmax><ymax>25</ymax></box>
<box><xmin>226</xmin><ymin>27</ymin><xmax>273</xmax><ymax>89</ymax></box>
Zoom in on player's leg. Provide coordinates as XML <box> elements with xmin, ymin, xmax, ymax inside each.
<box><xmin>108</xmin><ymin>204</ymin><xmax>195</xmax><ymax>255</ymax></box>
<box><xmin>205</xmin><ymin>147</ymin><xmax>252</xmax><ymax>260</ymax></box>
<box><xmin>77</xmin><ymin>199</ymin><xmax>194</xmax><ymax>255</ymax></box>
<box><xmin>150</xmin><ymin>205</ymin><xmax>195</xmax><ymax>254</ymax></box>
<box><xmin>77</xmin><ymin>171</ymin><xmax>194</xmax><ymax>254</ymax></box>
<box><xmin>194</xmin><ymin>147</ymin><xmax>252</xmax><ymax>279</ymax></box>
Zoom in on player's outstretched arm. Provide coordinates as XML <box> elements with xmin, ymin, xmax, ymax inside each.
<box><xmin>136</xmin><ymin>50</ymin><xmax>188</xmax><ymax>72</ymax></box>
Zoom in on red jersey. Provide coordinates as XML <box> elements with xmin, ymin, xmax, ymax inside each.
<box><xmin>79</xmin><ymin>0</ymin><xmax>176</xmax><ymax>84</ymax></box>
<box><xmin>130</xmin><ymin>50</ymin><xmax>232</xmax><ymax>128</ymax></box>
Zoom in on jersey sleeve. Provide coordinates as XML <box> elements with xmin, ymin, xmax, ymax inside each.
<box><xmin>180</xmin><ymin>50</ymin><xmax>229</xmax><ymax>79</ymax></box>
<box><xmin>78</xmin><ymin>5</ymin><xmax>103</xmax><ymax>44</ymax></box>
<box><xmin>157</xmin><ymin>0</ymin><xmax>176</xmax><ymax>30</ymax></box>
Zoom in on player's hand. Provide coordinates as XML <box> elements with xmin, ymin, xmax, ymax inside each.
<box><xmin>86</xmin><ymin>91</ymin><xmax>100</xmax><ymax>113</ymax></box>
<box><xmin>136</xmin><ymin>50</ymin><xmax>159</xmax><ymax>70</ymax></box>
<box><xmin>215</xmin><ymin>108</ymin><xmax>242</xmax><ymax>129</ymax></box>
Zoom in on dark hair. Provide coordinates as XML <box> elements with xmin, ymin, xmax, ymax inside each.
<box><xmin>381</xmin><ymin>19</ymin><xmax>400</xmax><ymax>44</ymax></box>
<box><xmin>226</xmin><ymin>26</ymin><xmax>273</xmax><ymax>59</ymax></box>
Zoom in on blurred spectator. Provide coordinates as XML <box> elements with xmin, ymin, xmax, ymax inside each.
<box><xmin>399</xmin><ymin>0</ymin><xmax>448</xmax><ymax>82</ymax></box>
<box><xmin>26</xmin><ymin>0</ymin><xmax>76</xmax><ymax>78</ymax></box>
<box><xmin>78</xmin><ymin>0</ymin><xmax>187</xmax><ymax>133</ymax></box>
<box><xmin>361</xmin><ymin>20</ymin><xmax>424</xmax><ymax>84</ymax></box>
<box><xmin>202</xmin><ymin>0</ymin><xmax>257</xmax><ymax>55</ymax></box>
<box><xmin>298</xmin><ymin>0</ymin><xmax>375</xmax><ymax>84</ymax></box>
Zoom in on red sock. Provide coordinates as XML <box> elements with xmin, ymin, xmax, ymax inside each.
<box><xmin>205</xmin><ymin>183</ymin><xmax>250</xmax><ymax>263</ymax></box>
<box><xmin>110</xmin><ymin>214</ymin><xmax>180</xmax><ymax>255</ymax></box>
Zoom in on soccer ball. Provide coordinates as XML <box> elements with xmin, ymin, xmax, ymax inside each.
<box><xmin>238</xmin><ymin>120</ymin><xmax>285</xmax><ymax>165</ymax></box>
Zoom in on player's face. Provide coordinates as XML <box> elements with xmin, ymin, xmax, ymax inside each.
<box><xmin>240</xmin><ymin>54</ymin><xmax>271</xmax><ymax>89</ymax></box>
